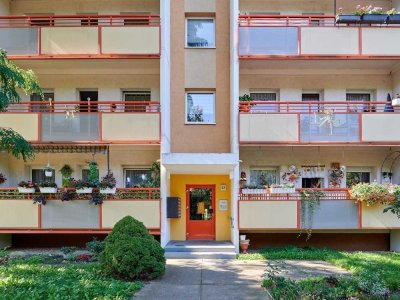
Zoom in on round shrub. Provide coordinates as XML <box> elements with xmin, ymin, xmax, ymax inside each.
<box><xmin>100</xmin><ymin>216</ymin><xmax>165</xmax><ymax>280</ymax></box>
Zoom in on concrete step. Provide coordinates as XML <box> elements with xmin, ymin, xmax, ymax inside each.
<box><xmin>165</xmin><ymin>251</ymin><xmax>237</xmax><ymax>259</ymax></box>
<box><xmin>165</xmin><ymin>241</ymin><xmax>236</xmax><ymax>253</ymax></box>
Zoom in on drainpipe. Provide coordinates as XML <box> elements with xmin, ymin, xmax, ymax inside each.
<box><xmin>334</xmin><ymin>0</ymin><xmax>337</xmax><ymax>15</ymax></box>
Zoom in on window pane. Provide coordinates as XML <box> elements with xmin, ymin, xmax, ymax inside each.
<box><xmin>123</xmin><ymin>91</ymin><xmax>151</xmax><ymax>112</ymax></box>
<box><xmin>186</xmin><ymin>93</ymin><xmax>215</xmax><ymax>123</ymax></box>
<box><xmin>125</xmin><ymin>169</ymin><xmax>151</xmax><ymax>187</ymax></box>
<box><xmin>187</xmin><ymin>19</ymin><xmax>215</xmax><ymax>48</ymax></box>
<box><xmin>249</xmin><ymin>170</ymin><xmax>277</xmax><ymax>186</ymax></box>
<box><xmin>32</xmin><ymin>169</ymin><xmax>55</xmax><ymax>184</ymax></box>
<box><xmin>346</xmin><ymin>172</ymin><xmax>370</xmax><ymax>187</ymax></box>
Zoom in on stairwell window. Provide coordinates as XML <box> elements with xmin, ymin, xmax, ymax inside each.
<box><xmin>186</xmin><ymin>19</ymin><xmax>215</xmax><ymax>48</ymax></box>
<box><xmin>186</xmin><ymin>93</ymin><xmax>215</xmax><ymax>124</ymax></box>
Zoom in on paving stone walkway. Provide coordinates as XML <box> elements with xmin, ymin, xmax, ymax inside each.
<box><xmin>133</xmin><ymin>259</ymin><xmax>269</xmax><ymax>300</ymax></box>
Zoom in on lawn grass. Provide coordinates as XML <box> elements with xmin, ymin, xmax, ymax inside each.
<box><xmin>238</xmin><ymin>246</ymin><xmax>400</xmax><ymax>291</ymax></box>
<box><xmin>0</xmin><ymin>256</ymin><xmax>142</xmax><ymax>300</ymax></box>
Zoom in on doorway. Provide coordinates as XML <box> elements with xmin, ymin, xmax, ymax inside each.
<box><xmin>79</xmin><ymin>90</ymin><xmax>98</xmax><ymax>112</ymax></box>
<box><xmin>186</xmin><ymin>185</ymin><xmax>215</xmax><ymax>240</ymax></box>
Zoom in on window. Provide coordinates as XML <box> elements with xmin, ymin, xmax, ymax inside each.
<box><xmin>123</xmin><ymin>90</ymin><xmax>151</xmax><ymax>112</ymax></box>
<box><xmin>186</xmin><ymin>19</ymin><xmax>215</xmax><ymax>48</ymax></box>
<box><xmin>125</xmin><ymin>169</ymin><xmax>151</xmax><ymax>188</ymax></box>
<box><xmin>249</xmin><ymin>169</ymin><xmax>277</xmax><ymax>187</ymax></box>
<box><xmin>250</xmin><ymin>92</ymin><xmax>278</xmax><ymax>112</ymax></box>
<box><xmin>186</xmin><ymin>93</ymin><xmax>215</xmax><ymax>124</ymax></box>
<box><xmin>82</xmin><ymin>169</ymin><xmax>99</xmax><ymax>182</ymax></box>
<box><xmin>32</xmin><ymin>169</ymin><xmax>55</xmax><ymax>185</ymax></box>
<box><xmin>30</xmin><ymin>91</ymin><xmax>54</xmax><ymax>112</ymax></box>
<box><xmin>346</xmin><ymin>92</ymin><xmax>372</xmax><ymax>112</ymax></box>
<box><xmin>302</xmin><ymin>93</ymin><xmax>320</xmax><ymax>112</ymax></box>
<box><xmin>346</xmin><ymin>172</ymin><xmax>370</xmax><ymax>187</ymax></box>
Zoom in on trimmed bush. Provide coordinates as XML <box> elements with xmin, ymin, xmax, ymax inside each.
<box><xmin>100</xmin><ymin>216</ymin><xmax>165</xmax><ymax>281</ymax></box>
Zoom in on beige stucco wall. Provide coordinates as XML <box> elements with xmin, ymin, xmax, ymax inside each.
<box><xmin>185</xmin><ymin>50</ymin><xmax>216</xmax><ymax>88</ymax></box>
<box><xmin>0</xmin><ymin>114</ymin><xmax>38</xmax><ymax>141</ymax></box>
<box><xmin>170</xmin><ymin>0</ymin><xmax>231</xmax><ymax>153</ymax></box>
<box><xmin>239</xmin><ymin>201</ymin><xmax>298</xmax><ymax>229</ymax></box>
<box><xmin>301</xmin><ymin>28</ymin><xmax>359</xmax><ymax>55</ymax></box>
<box><xmin>185</xmin><ymin>0</ymin><xmax>216</xmax><ymax>12</ymax></box>
<box><xmin>240</xmin><ymin>74</ymin><xmax>392</xmax><ymax>102</ymax></box>
<box><xmin>0</xmin><ymin>201</ymin><xmax>38</xmax><ymax>228</ymax></box>
<box><xmin>10</xmin><ymin>0</ymin><xmax>159</xmax><ymax>15</ymax></box>
<box><xmin>240</xmin><ymin>114</ymin><xmax>298</xmax><ymax>142</ymax></box>
<box><xmin>362</xmin><ymin>114</ymin><xmax>400</xmax><ymax>142</ymax></box>
<box><xmin>41</xmin><ymin>27</ymin><xmax>98</xmax><ymax>55</ymax></box>
<box><xmin>102</xmin><ymin>113</ymin><xmax>160</xmax><ymax>142</ymax></box>
<box><xmin>239</xmin><ymin>0</ymin><xmax>391</xmax><ymax>14</ymax></box>
<box><xmin>2</xmin><ymin>145</ymin><xmax>159</xmax><ymax>188</ymax></box>
<box><xmin>102</xmin><ymin>200</ymin><xmax>160</xmax><ymax>229</ymax></box>
<box><xmin>362</xmin><ymin>204</ymin><xmax>400</xmax><ymax>228</ymax></box>
<box><xmin>0</xmin><ymin>0</ymin><xmax>10</xmax><ymax>15</ymax></box>
<box><xmin>102</xmin><ymin>27</ymin><xmax>160</xmax><ymax>55</ymax></box>
<box><xmin>362</xmin><ymin>28</ymin><xmax>400</xmax><ymax>56</ymax></box>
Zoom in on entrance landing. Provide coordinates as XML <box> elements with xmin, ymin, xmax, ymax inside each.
<box><xmin>165</xmin><ymin>240</ymin><xmax>236</xmax><ymax>259</ymax></box>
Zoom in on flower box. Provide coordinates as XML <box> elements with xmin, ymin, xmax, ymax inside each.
<box><xmin>18</xmin><ymin>187</ymin><xmax>35</xmax><ymax>194</ymax></box>
<box><xmin>392</xmin><ymin>98</ymin><xmax>400</xmax><ymax>106</ymax></box>
<box><xmin>99</xmin><ymin>187</ymin><xmax>116</xmax><ymax>195</ymax></box>
<box><xmin>270</xmin><ymin>187</ymin><xmax>296</xmax><ymax>194</ymax></box>
<box><xmin>335</xmin><ymin>14</ymin><xmax>361</xmax><ymax>24</ymax></box>
<box><xmin>242</xmin><ymin>189</ymin><xmax>267</xmax><ymax>195</ymax></box>
<box><xmin>39</xmin><ymin>187</ymin><xmax>58</xmax><ymax>194</ymax></box>
<box><xmin>76</xmin><ymin>187</ymin><xmax>93</xmax><ymax>194</ymax></box>
<box><xmin>361</xmin><ymin>14</ymin><xmax>388</xmax><ymax>24</ymax></box>
<box><xmin>387</xmin><ymin>14</ymin><xmax>400</xmax><ymax>24</ymax></box>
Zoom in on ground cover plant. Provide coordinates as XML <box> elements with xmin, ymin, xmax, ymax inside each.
<box><xmin>239</xmin><ymin>246</ymin><xmax>400</xmax><ymax>299</ymax></box>
<box><xmin>0</xmin><ymin>255</ymin><xmax>141</xmax><ymax>300</ymax></box>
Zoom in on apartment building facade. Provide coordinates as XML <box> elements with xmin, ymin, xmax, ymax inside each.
<box><xmin>0</xmin><ymin>0</ymin><xmax>400</xmax><ymax>252</ymax></box>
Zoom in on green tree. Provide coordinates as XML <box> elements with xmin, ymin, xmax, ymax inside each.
<box><xmin>0</xmin><ymin>49</ymin><xmax>41</xmax><ymax>161</ymax></box>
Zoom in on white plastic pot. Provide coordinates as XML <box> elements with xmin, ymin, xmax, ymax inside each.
<box><xmin>240</xmin><ymin>235</ymin><xmax>246</xmax><ymax>241</ymax></box>
<box><xmin>99</xmin><ymin>187</ymin><xmax>116</xmax><ymax>194</ymax></box>
<box><xmin>39</xmin><ymin>187</ymin><xmax>57</xmax><ymax>194</ymax></box>
<box><xmin>18</xmin><ymin>187</ymin><xmax>35</xmax><ymax>194</ymax></box>
<box><xmin>76</xmin><ymin>187</ymin><xmax>93</xmax><ymax>194</ymax></box>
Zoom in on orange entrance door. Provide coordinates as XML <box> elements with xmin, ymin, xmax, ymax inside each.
<box><xmin>186</xmin><ymin>185</ymin><xmax>216</xmax><ymax>240</ymax></box>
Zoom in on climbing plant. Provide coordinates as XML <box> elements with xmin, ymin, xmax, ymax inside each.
<box><xmin>299</xmin><ymin>189</ymin><xmax>325</xmax><ymax>239</ymax></box>
<box><xmin>0</xmin><ymin>49</ymin><xmax>42</xmax><ymax>161</ymax></box>
<box><xmin>88</xmin><ymin>160</ymin><xmax>99</xmax><ymax>187</ymax></box>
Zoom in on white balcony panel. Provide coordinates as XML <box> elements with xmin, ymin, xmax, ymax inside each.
<box><xmin>362</xmin><ymin>28</ymin><xmax>400</xmax><ymax>55</ymax></box>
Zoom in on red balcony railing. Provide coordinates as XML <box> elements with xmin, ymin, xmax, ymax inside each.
<box><xmin>239</xmin><ymin>188</ymin><xmax>350</xmax><ymax>201</ymax></box>
<box><xmin>239</xmin><ymin>101</ymin><xmax>394</xmax><ymax>113</ymax></box>
<box><xmin>239</xmin><ymin>15</ymin><xmax>337</xmax><ymax>27</ymax></box>
<box><xmin>5</xmin><ymin>101</ymin><xmax>161</xmax><ymax>113</ymax></box>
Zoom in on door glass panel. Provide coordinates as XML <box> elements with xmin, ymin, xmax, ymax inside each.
<box><xmin>189</xmin><ymin>188</ymin><xmax>213</xmax><ymax>221</ymax></box>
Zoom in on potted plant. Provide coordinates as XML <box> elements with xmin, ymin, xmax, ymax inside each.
<box><xmin>350</xmin><ymin>183</ymin><xmax>396</xmax><ymax>206</ymax></box>
<box><xmin>18</xmin><ymin>181</ymin><xmax>35</xmax><ymax>194</ymax></box>
<box><xmin>39</xmin><ymin>181</ymin><xmax>58</xmax><ymax>194</ymax></box>
<box><xmin>239</xmin><ymin>94</ymin><xmax>253</xmax><ymax>112</ymax></box>
<box><xmin>0</xmin><ymin>173</ymin><xmax>6</xmax><ymax>185</ymax></box>
<box><xmin>242</xmin><ymin>185</ymin><xmax>267</xmax><ymax>195</ymax></box>
<box><xmin>239</xmin><ymin>171</ymin><xmax>247</xmax><ymax>189</ymax></box>
<box><xmin>72</xmin><ymin>179</ymin><xmax>93</xmax><ymax>194</ymax></box>
<box><xmin>361</xmin><ymin>6</ymin><xmax>388</xmax><ymax>24</ymax></box>
<box><xmin>99</xmin><ymin>172</ymin><xmax>117</xmax><ymax>194</ymax></box>
<box><xmin>387</xmin><ymin>9</ymin><xmax>400</xmax><ymax>24</ymax></box>
<box><xmin>335</xmin><ymin>7</ymin><xmax>361</xmax><ymax>24</ymax></box>
<box><xmin>392</xmin><ymin>94</ymin><xmax>400</xmax><ymax>106</ymax></box>
<box><xmin>239</xmin><ymin>239</ymin><xmax>250</xmax><ymax>254</ymax></box>
<box><xmin>59</xmin><ymin>164</ymin><xmax>73</xmax><ymax>188</ymax></box>
<box><xmin>270</xmin><ymin>183</ymin><xmax>296</xmax><ymax>194</ymax></box>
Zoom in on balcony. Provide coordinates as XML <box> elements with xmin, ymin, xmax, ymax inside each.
<box><xmin>0</xmin><ymin>188</ymin><xmax>161</xmax><ymax>233</ymax></box>
<box><xmin>239</xmin><ymin>101</ymin><xmax>400</xmax><ymax>145</ymax></box>
<box><xmin>239</xmin><ymin>15</ymin><xmax>400</xmax><ymax>58</ymax></box>
<box><xmin>0</xmin><ymin>15</ymin><xmax>160</xmax><ymax>59</ymax></box>
<box><xmin>238</xmin><ymin>188</ymin><xmax>400</xmax><ymax>230</ymax></box>
<box><xmin>1</xmin><ymin>101</ymin><xmax>161</xmax><ymax>144</ymax></box>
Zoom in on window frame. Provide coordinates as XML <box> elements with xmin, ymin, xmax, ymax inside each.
<box><xmin>185</xmin><ymin>18</ymin><xmax>216</xmax><ymax>49</ymax></box>
<box><xmin>185</xmin><ymin>92</ymin><xmax>216</xmax><ymax>125</ymax></box>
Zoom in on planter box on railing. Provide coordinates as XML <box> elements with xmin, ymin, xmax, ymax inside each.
<box><xmin>17</xmin><ymin>187</ymin><xmax>36</xmax><ymax>194</ymax></box>
<box><xmin>270</xmin><ymin>187</ymin><xmax>296</xmax><ymax>194</ymax></box>
<box><xmin>39</xmin><ymin>187</ymin><xmax>58</xmax><ymax>194</ymax></box>
<box><xmin>242</xmin><ymin>189</ymin><xmax>267</xmax><ymax>195</ymax></box>
<box><xmin>100</xmin><ymin>188</ymin><xmax>116</xmax><ymax>195</ymax></box>
<box><xmin>335</xmin><ymin>14</ymin><xmax>361</xmax><ymax>24</ymax></box>
<box><xmin>76</xmin><ymin>188</ymin><xmax>93</xmax><ymax>194</ymax></box>
<box><xmin>362</xmin><ymin>14</ymin><xmax>388</xmax><ymax>24</ymax></box>
<box><xmin>388</xmin><ymin>14</ymin><xmax>400</xmax><ymax>24</ymax></box>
